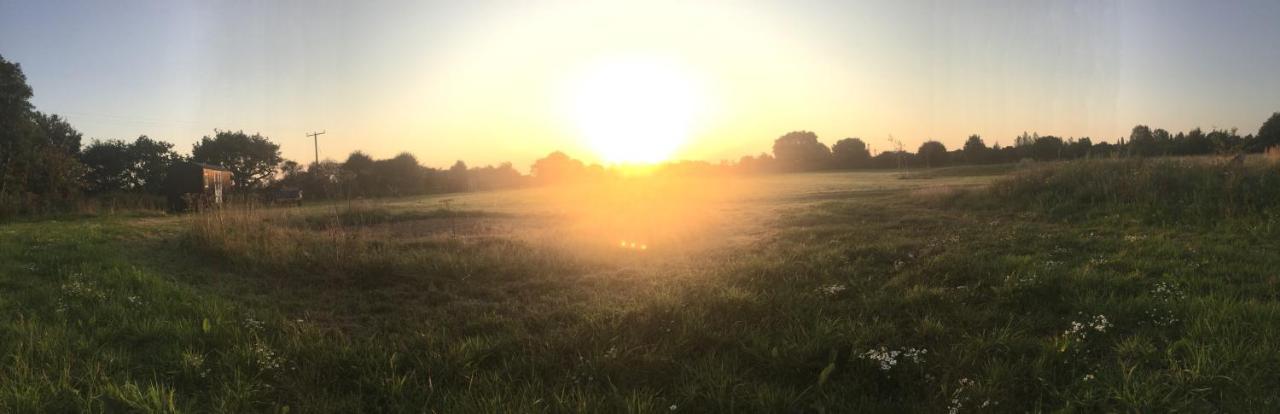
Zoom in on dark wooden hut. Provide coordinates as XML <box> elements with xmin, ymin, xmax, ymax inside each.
<box><xmin>165</xmin><ymin>162</ymin><xmax>233</xmax><ymax>212</ymax></box>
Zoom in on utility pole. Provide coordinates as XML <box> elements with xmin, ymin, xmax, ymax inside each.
<box><xmin>307</xmin><ymin>131</ymin><xmax>326</xmax><ymax>166</ymax></box>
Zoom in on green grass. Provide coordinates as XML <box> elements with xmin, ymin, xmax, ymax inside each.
<box><xmin>898</xmin><ymin>163</ymin><xmax>1019</xmax><ymax>179</ymax></box>
<box><xmin>2</xmin><ymin>161</ymin><xmax>1279</xmax><ymax>412</ymax></box>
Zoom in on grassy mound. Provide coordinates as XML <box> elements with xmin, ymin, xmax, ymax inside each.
<box><xmin>978</xmin><ymin>157</ymin><xmax>1280</xmax><ymax>224</ymax></box>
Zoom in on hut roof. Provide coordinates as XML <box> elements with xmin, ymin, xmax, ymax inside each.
<box><xmin>188</xmin><ymin>162</ymin><xmax>231</xmax><ymax>172</ymax></box>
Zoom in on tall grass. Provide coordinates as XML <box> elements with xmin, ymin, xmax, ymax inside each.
<box><xmin>183</xmin><ymin>201</ymin><xmax>583</xmax><ymax>284</ymax></box>
<box><xmin>976</xmin><ymin>157</ymin><xmax>1280</xmax><ymax>224</ymax></box>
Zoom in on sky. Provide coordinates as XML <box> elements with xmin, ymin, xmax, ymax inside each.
<box><xmin>2</xmin><ymin>0</ymin><xmax>1279</xmax><ymax>169</ymax></box>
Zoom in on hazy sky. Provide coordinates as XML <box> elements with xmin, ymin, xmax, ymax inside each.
<box><xmin>2</xmin><ymin>0</ymin><xmax>1278</xmax><ymax>169</ymax></box>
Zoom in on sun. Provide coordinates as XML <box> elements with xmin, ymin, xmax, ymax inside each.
<box><xmin>564</xmin><ymin>56</ymin><xmax>708</xmax><ymax>164</ymax></box>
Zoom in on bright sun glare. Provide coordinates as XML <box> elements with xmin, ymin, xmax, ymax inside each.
<box><xmin>565</xmin><ymin>56</ymin><xmax>708</xmax><ymax>164</ymax></box>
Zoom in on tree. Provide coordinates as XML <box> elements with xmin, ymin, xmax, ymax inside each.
<box><xmin>531</xmin><ymin>151</ymin><xmax>585</xmax><ymax>183</ymax></box>
<box><xmin>1031</xmin><ymin>136</ymin><xmax>1065</xmax><ymax>161</ymax></box>
<box><xmin>81</xmin><ymin>135</ymin><xmax>182</xmax><ymax>194</ymax></box>
<box><xmin>341</xmin><ymin>151</ymin><xmax>376</xmax><ymax>196</ymax></box>
<box><xmin>33</xmin><ymin>112</ymin><xmax>82</xmax><ymax>154</ymax></box>
<box><xmin>917</xmin><ymin>140</ymin><xmax>947</xmax><ymax>168</ymax></box>
<box><xmin>771</xmin><ymin>131</ymin><xmax>831</xmax><ymax>171</ymax></box>
<box><xmin>1128</xmin><ymin>125</ymin><xmax>1158</xmax><ymax>157</ymax></box>
<box><xmin>374</xmin><ymin>153</ymin><xmax>426</xmax><ymax>196</ymax></box>
<box><xmin>1066</xmin><ymin>137</ymin><xmax>1093</xmax><ymax>159</ymax></box>
<box><xmin>1254</xmin><ymin>112</ymin><xmax>1280</xmax><ymax>151</ymax></box>
<box><xmin>447</xmin><ymin>160</ymin><xmax>469</xmax><ymax>192</ymax></box>
<box><xmin>130</xmin><ymin>136</ymin><xmax>181</xmax><ymax>194</ymax></box>
<box><xmin>191</xmin><ymin>130</ymin><xmax>282</xmax><ymax>189</ymax></box>
<box><xmin>831</xmin><ymin>137</ymin><xmax>871</xmax><ymax>169</ymax></box>
<box><xmin>81</xmin><ymin>139</ymin><xmax>133</xmax><ymax>193</ymax></box>
<box><xmin>0</xmin><ymin>54</ymin><xmax>84</xmax><ymax>206</ymax></box>
<box><xmin>962</xmin><ymin>134</ymin><xmax>988</xmax><ymax>163</ymax></box>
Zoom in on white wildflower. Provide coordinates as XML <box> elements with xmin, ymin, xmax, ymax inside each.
<box><xmin>242</xmin><ymin>317</ymin><xmax>264</xmax><ymax>331</ymax></box>
<box><xmin>1064</xmin><ymin>314</ymin><xmax>1112</xmax><ymax>341</ymax></box>
<box><xmin>860</xmin><ymin>347</ymin><xmax>927</xmax><ymax>371</ymax></box>
<box><xmin>817</xmin><ymin>283</ymin><xmax>847</xmax><ymax>296</ymax></box>
<box><xmin>252</xmin><ymin>341</ymin><xmax>284</xmax><ymax>371</ymax></box>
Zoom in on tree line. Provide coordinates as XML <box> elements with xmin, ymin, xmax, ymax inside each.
<box><xmin>4</xmin><ymin>52</ymin><xmax>1280</xmax><ymax>216</ymax></box>
<box><xmin>0</xmin><ymin>54</ymin><xmax>525</xmax><ymax>216</ymax></box>
<box><xmin>736</xmin><ymin>121</ymin><xmax>1280</xmax><ymax>174</ymax></box>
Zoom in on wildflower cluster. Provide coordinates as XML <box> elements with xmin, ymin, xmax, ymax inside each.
<box><xmin>1063</xmin><ymin>314</ymin><xmax>1111</xmax><ymax>341</ymax></box>
<box><xmin>56</xmin><ymin>273</ymin><xmax>105</xmax><ymax>313</ymax></box>
<box><xmin>242</xmin><ymin>317</ymin><xmax>265</xmax><ymax>332</ymax></box>
<box><xmin>1145</xmin><ymin>282</ymin><xmax>1185</xmax><ymax>327</ymax></box>
<box><xmin>859</xmin><ymin>346</ymin><xmax>927</xmax><ymax>372</ymax></box>
<box><xmin>1151</xmin><ymin>282</ymin><xmax>1186</xmax><ymax>302</ymax></box>
<box><xmin>60</xmin><ymin>274</ymin><xmax>105</xmax><ymax>300</ymax></box>
<box><xmin>181</xmin><ymin>350</ymin><xmax>210</xmax><ymax>379</ymax></box>
<box><xmin>948</xmin><ymin>378</ymin><xmax>975</xmax><ymax>414</ymax></box>
<box><xmin>1124</xmin><ymin>234</ymin><xmax>1147</xmax><ymax>242</ymax></box>
<box><xmin>252</xmin><ymin>341</ymin><xmax>284</xmax><ymax>371</ymax></box>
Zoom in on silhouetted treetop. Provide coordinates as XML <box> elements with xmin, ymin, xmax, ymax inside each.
<box><xmin>772</xmin><ymin>131</ymin><xmax>831</xmax><ymax>171</ymax></box>
<box><xmin>832</xmin><ymin>137</ymin><xmax>870</xmax><ymax>169</ymax></box>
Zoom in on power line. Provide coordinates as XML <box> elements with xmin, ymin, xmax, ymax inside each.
<box><xmin>307</xmin><ymin>130</ymin><xmax>326</xmax><ymax>166</ymax></box>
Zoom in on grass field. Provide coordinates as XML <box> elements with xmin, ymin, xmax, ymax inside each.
<box><xmin>2</xmin><ymin>160</ymin><xmax>1279</xmax><ymax>412</ymax></box>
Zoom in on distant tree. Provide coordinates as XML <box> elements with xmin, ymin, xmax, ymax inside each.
<box><xmin>736</xmin><ymin>153</ymin><xmax>776</xmax><ymax>173</ymax></box>
<box><xmin>1031</xmin><ymin>136</ymin><xmax>1065</xmax><ymax>161</ymax></box>
<box><xmin>341</xmin><ymin>151</ymin><xmax>376</xmax><ymax>196</ymax></box>
<box><xmin>447</xmin><ymin>160</ymin><xmax>469</xmax><ymax>192</ymax></box>
<box><xmin>1178</xmin><ymin>128</ymin><xmax>1213</xmax><ymax>155</ymax></box>
<box><xmin>962</xmin><ymin>134</ymin><xmax>988</xmax><ymax>163</ymax></box>
<box><xmin>304</xmin><ymin>160</ymin><xmax>345</xmax><ymax>199</ymax></box>
<box><xmin>917</xmin><ymin>140</ymin><xmax>947</xmax><ymax>168</ymax></box>
<box><xmin>81</xmin><ymin>135</ymin><xmax>182</xmax><ymax>194</ymax></box>
<box><xmin>191</xmin><ymin>130</ymin><xmax>282</xmax><ymax>189</ymax></box>
<box><xmin>1127</xmin><ymin>125</ymin><xmax>1158</xmax><ymax>157</ymax></box>
<box><xmin>1065</xmin><ymin>137</ymin><xmax>1093</xmax><ymax>159</ymax></box>
<box><xmin>1208</xmin><ymin>128</ymin><xmax>1244</xmax><ymax>154</ymax></box>
<box><xmin>531</xmin><ymin>151</ymin><xmax>586</xmax><ymax>183</ymax></box>
<box><xmin>279</xmin><ymin>160</ymin><xmax>304</xmax><ymax>178</ymax></box>
<box><xmin>469</xmin><ymin>162</ymin><xmax>525</xmax><ymax>191</ymax></box>
<box><xmin>1014</xmin><ymin>131</ymin><xmax>1037</xmax><ymax>148</ymax></box>
<box><xmin>831</xmin><ymin>137</ymin><xmax>870</xmax><ymax>169</ymax></box>
<box><xmin>130</xmin><ymin>136</ymin><xmax>181</xmax><ymax>193</ymax></box>
<box><xmin>1253</xmin><ymin>112</ymin><xmax>1280</xmax><ymax>151</ymax></box>
<box><xmin>81</xmin><ymin>139</ymin><xmax>133</xmax><ymax>193</ymax></box>
<box><xmin>771</xmin><ymin>131</ymin><xmax>831</xmax><ymax>171</ymax></box>
<box><xmin>375</xmin><ymin>153</ymin><xmax>426</xmax><ymax>196</ymax></box>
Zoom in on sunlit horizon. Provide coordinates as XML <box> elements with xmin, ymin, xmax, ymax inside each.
<box><xmin>3</xmin><ymin>1</ymin><xmax>1280</xmax><ymax>170</ymax></box>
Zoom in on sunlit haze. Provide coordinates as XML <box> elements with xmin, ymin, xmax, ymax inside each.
<box><xmin>2</xmin><ymin>0</ymin><xmax>1279</xmax><ymax>169</ymax></box>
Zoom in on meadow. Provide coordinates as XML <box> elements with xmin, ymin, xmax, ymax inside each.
<box><xmin>2</xmin><ymin>158</ymin><xmax>1279</xmax><ymax>412</ymax></box>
